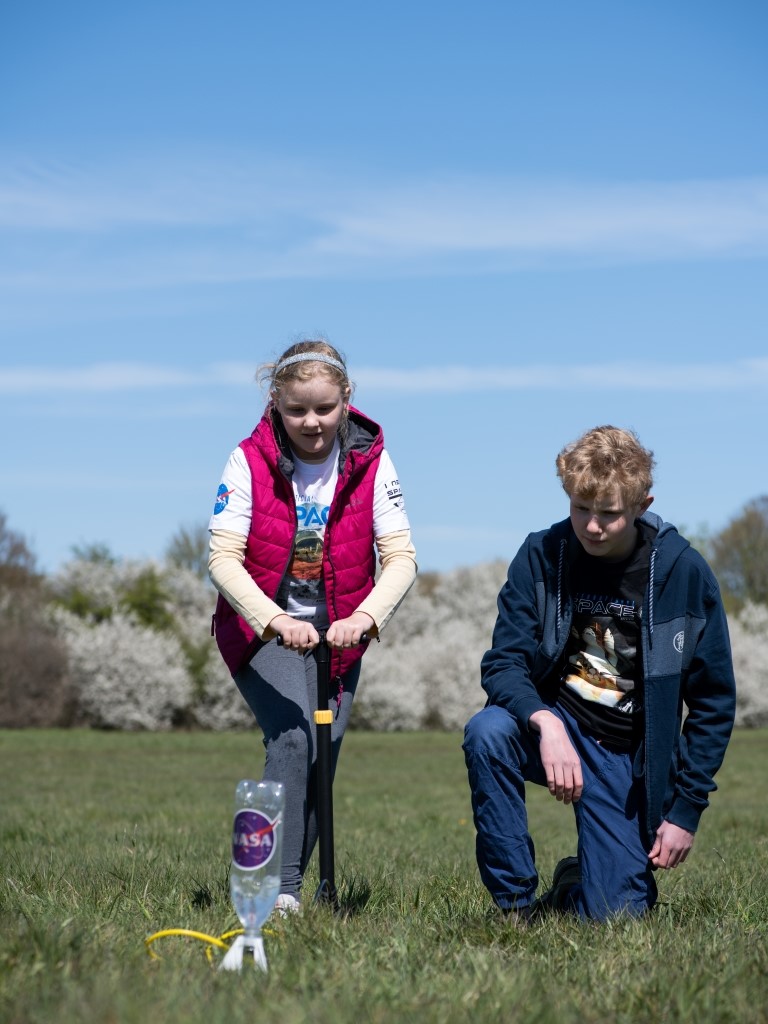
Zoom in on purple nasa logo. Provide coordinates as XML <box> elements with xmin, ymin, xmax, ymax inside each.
<box><xmin>232</xmin><ymin>809</ymin><xmax>277</xmax><ymax>870</ymax></box>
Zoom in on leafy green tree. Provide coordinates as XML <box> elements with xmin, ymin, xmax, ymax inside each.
<box><xmin>0</xmin><ymin>511</ymin><xmax>74</xmax><ymax>726</ymax></box>
<box><xmin>120</xmin><ymin>567</ymin><xmax>176</xmax><ymax>631</ymax></box>
<box><xmin>165</xmin><ymin>523</ymin><xmax>210</xmax><ymax>580</ymax></box>
<box><xmin>677</xmin><ymin>522</ymin><xmax>713</xmax><ymax>562</ymax></box>
<box><xmin>710</xmin><ymin>496</ymin><xmax>768</xmax><ymax>611</ymax></box>
<box><xmin>0</xmin><ymin>511</ymin><xmax>40</xmax><ymax>590</ymax></box>
<box><xmin>70</xmin><ymin>541</ymin><xmax>116</xmax><ymax>565</ymax></box>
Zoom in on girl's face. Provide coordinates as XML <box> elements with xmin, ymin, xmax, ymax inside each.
<box><xmin>274</xmin><ymin>377</ymin><xmax>348</xmax><ymax>463</ymax></box>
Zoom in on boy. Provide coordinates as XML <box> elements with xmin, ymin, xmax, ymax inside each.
<box><xmin>463</xmin><ymin>426</ymin><xmax>736</xmax><ymax>921</ymax></box>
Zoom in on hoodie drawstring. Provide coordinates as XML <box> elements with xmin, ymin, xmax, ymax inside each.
<box><xmin>556</xmin><ymin>538</ymin><xmax>566</xmax><ymax>638</ymax></box>
<box><xmin>647</xmin><ymin>547</ymin><xmax>656</xmax><ymax>647</ymax></box>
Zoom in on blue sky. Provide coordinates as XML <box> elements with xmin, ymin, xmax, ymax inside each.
<box><xmin>1</xmin><ymin>1</ymin><xmax>766</xmax><ymax>575</ymax></box>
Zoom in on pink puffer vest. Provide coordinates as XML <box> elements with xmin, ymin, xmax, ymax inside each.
<box><xmin>212</xmin><ymin>406</ymin><xmax>383</xmax><ymax>678</ymax></box>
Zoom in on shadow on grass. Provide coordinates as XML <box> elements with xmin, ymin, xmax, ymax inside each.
<box><xmin>337</xmin><ymin>876</ymin><xmax>373</xmax><ymax>917</ymax></box>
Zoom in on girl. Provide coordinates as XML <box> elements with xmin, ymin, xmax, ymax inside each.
<box><xmin>209</xmin><ymin>339</ymin><xmax>417</xmax><ymax>911</ymax></box>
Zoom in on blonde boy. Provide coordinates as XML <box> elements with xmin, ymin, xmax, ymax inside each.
<box><xmin>464</xmin><ymin>426</ymin><xmax>736</xmax><ymax>920</ymax></box>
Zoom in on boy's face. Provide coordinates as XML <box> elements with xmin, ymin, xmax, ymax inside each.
<box><xmin>569</xmin><ymin>489</ymin><xmax>653</xmax><ymax>562</ymax></box>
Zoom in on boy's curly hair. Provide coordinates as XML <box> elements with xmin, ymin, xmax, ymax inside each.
<box><xmin>556</xmin><ymin>425</ymin><xmax>655</xmax><ymax>508</ymax></box>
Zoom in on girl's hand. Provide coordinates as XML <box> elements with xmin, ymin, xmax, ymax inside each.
<box><xmin>326</xmin><ymin>612</ymin><xmax>375</xmax><ymax>649</ymax></box>
<box><xmin>269</xmin><ymin>614</ymin><xmax>320</xmax><ymax>653</ymax></box>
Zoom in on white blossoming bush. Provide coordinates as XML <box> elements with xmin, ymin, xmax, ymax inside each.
<box><xmin>353</xmin><ymin>561</ymin><xmax>508</xmax><ymax>731</ymax></box>
<box><xmin>192</xmin><ymin>654</ymin><xmax>254</xmax><ymax>731</ymax></box>
<box><xmin>163</xmin><ymin>563</ymin><xmax>215</xmax><ymax>630</ymax></box>
<box><xmin>355</xmin><ymin>563</ymin><xmax>768</xmax><ymax>733</ymax></box>
<box><xmin>52</xmin><ymin>607</ymin><xmax>192</xmax><ymax>730</ymax></box>
<box><xmin>161</xmin><ymin>563</ymin><xmax>254</xmax><ymax>730</ymax></box>
<box><xmin>729</xmin><ymin>602</ymin><xmax>768</xmax><ymax>727</ymax></box>
<box><xmin>52</xmin><ymin>558</ymin><xmax>132</xmax><ymax>619</ymax></box>
<box><xmin>50</xmin><ymin>556</ymin><xmax>254</xmax><ymax>730</ymax></box>
<box><xmin>42</xmin><ymin>554</ymin><xmax>768</xmax><ymax>731</ymax></box>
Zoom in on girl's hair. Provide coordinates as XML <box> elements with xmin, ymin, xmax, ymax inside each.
<box><xmin>257</xmin><ymin>338</ymin><xmax>352</xmax><ymax>400</ymax></box>
<box><xmin>258</xmin><ymin>338</ymin><xmax>353</xmax><ymax>446</ymax></box>
<box><xmin>556</xmin><ymin>425</ymin><xmax>655</xmax><ymax>508</ymax></box>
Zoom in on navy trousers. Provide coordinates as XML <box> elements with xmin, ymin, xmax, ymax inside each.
<box><xmin>463</xmin><ymin>703</ymin><xmax>657</xmax><ymax>920</ymax></box>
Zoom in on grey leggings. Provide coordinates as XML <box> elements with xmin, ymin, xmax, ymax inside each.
<box><xmin>234</xmin><ymin>639</ymin><xmax>361</xmax><ymax>898</ymax></box>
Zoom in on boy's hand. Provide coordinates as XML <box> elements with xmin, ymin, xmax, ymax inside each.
<box><xmin>326</xmin><ymin>612</ymin><xmax>375</xmax><ymax>649</ymax></box>
<box><xmin>648</xmin><ymin>820</ymin><xmax>695</xmax><ymax>869</ymax></box>
<box><xmin>528</xmin><ymin>710</ymin><xmax>583</xmax><ymax>804</ymax></box>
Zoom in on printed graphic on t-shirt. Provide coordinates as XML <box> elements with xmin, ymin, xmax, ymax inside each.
<box><xmin>564</xmin><ymin>594</ymin><xmax>640</xmax><ymax>712</ymax></box>
<box><xmin>282</xmin><ymin>499</ymin><xmax>329</xmax><ymax>606</ymax></box>
<box><xmin>384</xmin><ymin>478</ymin><xmax>405</xmax><ymax>511</ymax></box>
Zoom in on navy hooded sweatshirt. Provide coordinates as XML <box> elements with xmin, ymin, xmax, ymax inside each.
<box><xmin>480</xmin><ymin>511</ymin><xmax>736</xmax><ymax>846</ymax></box>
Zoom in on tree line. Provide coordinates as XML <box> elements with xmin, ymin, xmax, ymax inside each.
<box><xmin>1</xmin><ymin>499</ymin><xmax>767</xmax><ymax>731</ymax></box>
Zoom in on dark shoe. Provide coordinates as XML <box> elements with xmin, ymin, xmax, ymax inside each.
<box><xmin>487</xmin><ymin>902</ymin><xmax>534</xmax><ymax>927</ymax></box>
<box><xmin>534</xmin><ymin>856</ymin><xmax>580</xmax><ymax>915</ymax></box>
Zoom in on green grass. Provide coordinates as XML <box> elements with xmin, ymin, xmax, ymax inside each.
<box><xmin>0</xmin><ymin>728</ymin><xmax>766</xmax><ymax>1024</ymax></box>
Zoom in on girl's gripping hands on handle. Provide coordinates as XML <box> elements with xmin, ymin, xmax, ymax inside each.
<box><xmin>269</xmin><ymin>611</ymin><xmax>375</xmax><ymax>653</ymax></box>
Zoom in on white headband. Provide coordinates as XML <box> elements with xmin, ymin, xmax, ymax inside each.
<box><xmin>275</xmin><ymin>352</ymin><xmax>347</xmax><ymax>375</ymax></box>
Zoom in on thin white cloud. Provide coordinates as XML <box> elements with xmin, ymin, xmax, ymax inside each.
<box><xmin>0</xmin><ymin>156</ymin><xmax>309</xmax><ymax>230</ymax></box>
<box><xmin>354</xmin><ymin>359</ymin><xmax>768</xmax><ymax>392</ymax></box>
<box><xmin>2</xmin><ymin>359</ymin><xmax>767</xmax><ymax>396</ymax></box>
<box><xmin>319</xmin><ymin>178</ymin><xmax>768</xmax><ymax>258</ymax></box>
<box><xmin>1</xmin><ymin>156</ymin><xmax>768</xmax><ymax>293</ymax></box>
<box><xmin>0</xmin><ymin>362</ymin><xmax>255</xmax><ymax>392</ymax></box>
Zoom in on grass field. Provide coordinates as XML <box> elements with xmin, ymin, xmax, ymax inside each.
<box><xmin>1</xmin><ymin>728</ymin><xmax>766</xmax><ymax>1024</ymax></box>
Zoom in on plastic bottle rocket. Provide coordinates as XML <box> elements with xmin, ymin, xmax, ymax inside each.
<box><xmin>219</xmin><ymin>779</ymin><xmax>284</xmax><ymax>972</ymax></box>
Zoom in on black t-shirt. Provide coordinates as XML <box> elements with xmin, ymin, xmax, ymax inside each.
<box><xmin>556</xmin><ymin>521</ymin><xmax>656</xmax><ymax>750</ymax></box>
